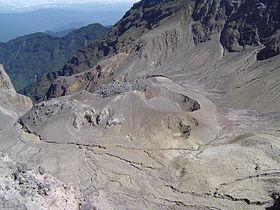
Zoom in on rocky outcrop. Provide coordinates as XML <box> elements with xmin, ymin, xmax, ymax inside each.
<box><xmin>0</xmin><ymin>64</ymin><xmax>32</xmax><ymax>136</ymax></box>
<box><xmin>20</xmin><ymin>76</ymin><xmax>201</xmax><ymax>145</ymax></box>
<box><xmin>0</xmin><ymin>64</ymin><xmax>15</xmax><ymax>90</ymax></box>
<box><xmin>0</xmin><ymin>64</ymin><xmax>32</xmax><ymax>116</ymax></box>
<box><xmin>257</xmin><ymin>35</ymin><xmax>280</xmax><ymax>60</ymax></box>
<box><xmin>0</xmin><ymin>153</ymin><xmax>84</xmax><ymax>210</ymax></box>
<box><xmin>221</xmin><ymin>0</ymin><xmax>280</xmax><ymax>52</ymax></box>
<box><xmin>191</xmin><ymin>0</ymin><xmax>280</xmax><ymax>53</ymax></box>
<box><xmin>192</xmin><ymin>0</ymin><xmax>239</xmax><ymax>44</ymax></box>
<box><xmin>266</xmin><ymin>193</ymin><xmax>280</xmax><ymax>210</ymax></box>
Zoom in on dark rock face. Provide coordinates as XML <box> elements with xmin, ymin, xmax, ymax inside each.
<box><xmin>266</xmin><ymin>193</ymin><xmax>280</xmax><ymax>210</ymax></box>
<box><xmin>221</xmin><ymin>0</ymin><xmax>280</xmax><ymax>52</ymax></box>
<box><xmin>191</xmin><ymin>0</ymin><xmax>280</xmax><ymax>54</ymax></box>
<box><xmin>257</xmin><ymin>36</ymin><xmax>280</xmax><ymax>60</ymax></box>
<box><xmin>192</xmin><ymin>0</ymin><xmax>239</xmax><ymax>44</ymax></box>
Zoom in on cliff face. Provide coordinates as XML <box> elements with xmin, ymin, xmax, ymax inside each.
<box><xmin>0</xmin><ymin>64</ymin><xmax>32</xmax><ymax>109</ymax></box>
<box><xmin>221</xmin><ymin>0</ymin><xmax>280</xmax><ymax>52</ymax></box>
<box><xmin>191</xmin><ymin>0</ymin><xmax>280</xmax><ymax>53</ymax></box>
<box><xmin>258</xmin><ymin>36</ymin><xmax>280</xmax><ymax>60</ymax></box>
<box><xmin>0</xmin><ymin>64</ymin><xmax>32</xmax><ymax>132</ymax></box>
<box><xmin>0</xmin><ymin>64</ymin><xmax>15</xmax><ymax>90</ymax></box>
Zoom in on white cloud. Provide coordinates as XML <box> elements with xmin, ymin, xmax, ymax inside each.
<box><xmin>0</xmin><ymin>0</ymin><xmax>139</xmax><ymax>13</ymax></box>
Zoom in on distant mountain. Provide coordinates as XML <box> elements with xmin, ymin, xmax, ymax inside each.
<box><xmin>45</xmin><ymin>29</ymin><xmax>75</xmax><ymax>38</ymax></box>
<box><xmin>0</xmin><ymin>23</ymin><xmax>108</xmax><ymax>92</ymax></box>
<box><xmin>0</xmin><ymin>3</ymin><xmax>134</xmax><ymax>42</ymax></box>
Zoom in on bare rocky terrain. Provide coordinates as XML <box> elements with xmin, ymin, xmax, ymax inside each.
<box><xmin>1</xmin><ymin>0</ymin><xmax>280</xmax><ymax>209</ymax></box>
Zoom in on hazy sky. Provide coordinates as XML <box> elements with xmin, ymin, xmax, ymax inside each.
<box><xmin>0</xmin><ymin>0</ymin><xmax>139</xmax><ymax>41</ymax></box>
<box><xmin>0</xmin><ymin>0</ymin><xmax>139</xmax><ymax>12</ymax></box>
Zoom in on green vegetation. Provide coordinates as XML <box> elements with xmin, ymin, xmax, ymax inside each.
<box><xmin>0</xmin><ymin>23</ymin><xmax>108</xmax><ymax>91</ymax></box>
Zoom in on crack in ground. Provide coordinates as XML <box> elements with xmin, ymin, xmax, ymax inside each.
<box><xmin>16</xmin><ymin>122</ymin><xmax>275</xmax><ymax>207</ymax></box>
<box><xmin>102</xmin><ymin>152</ymin><xmax>157</xmax><ymax>170</ymax></box>
<box><xmin>151</xmin><ymin>194</ymin><xmax>220</xmax><ymax>210</ymax></box>
<box><xmin>165</xmin><ymin>184</ymin><xmax>272</xmax><ymax>206</ymax></box>
<box><xmin>217</xmin><ymin>171</ymin><xmax>280</xmax><ymax>190</ymax></box>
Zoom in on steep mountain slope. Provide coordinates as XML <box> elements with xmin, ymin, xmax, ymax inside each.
<box><xmin>1</xmin><ymin>0</ymin><xmax>280</xmax><ymax>209</ymax></box>
<box><xmin>0</xmin><ymin>23</ymin><xmax>108</xmax><ymax>91</ymax></box>
<box><xmin>33</xmin><ymin>0</ymin><xmax>279</xmax><ymax>112</ymax></box>
<box><xmin>25</xmin><ymin>0</ymin><xmax>280</xmax><ymax>104</ymax></box>
<box><xmin>22</xmin><ymin>0</ymin><xmax>188</xmax><ymax>102</ymax></box>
